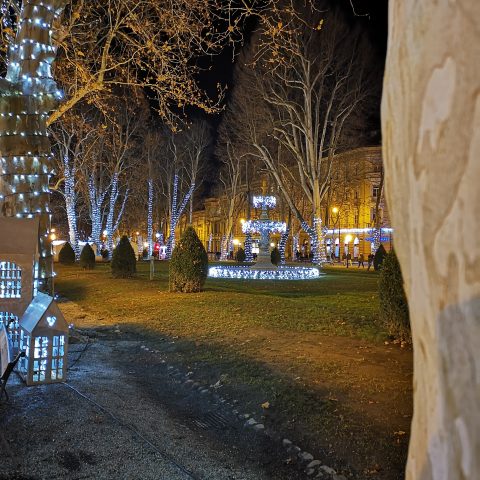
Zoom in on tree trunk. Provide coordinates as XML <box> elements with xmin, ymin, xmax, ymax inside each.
<box><xmin>147</xmin><ymin>178</ymin><xmax>154</xmax><ymax>257</ymax></box>
<box><xmin>382</xmin><ymin>1</ymin><xmax>480</xmax><ymax>479</ymax></box>
<box><xmin>0</xmin><ymin>0</ymin><xmax>68</xmax><ymax>294</ymax></box>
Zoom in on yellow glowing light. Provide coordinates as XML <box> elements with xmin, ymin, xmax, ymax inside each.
<box><xmin>233</xmin><ymin>239</ymin><xmax>240</xmax><ymax>246</ymax></box>
<box><xmin>50</xmin><ymin>233</ymin><xmax>57</xmax><ymax>241</ymax></box>
<box><xmin>143</xmin><ymin>242</ymin><xmax>149</xmax><ymax>248</ymax></box>
<box><xmin>136</xmin><ymin>231</ymin><xmax>140</xmax><ymax>236</ymax></box>
<box><xmin>345</xmin><ymin>234</ymin><xmax>353</xmax><ymax>244</ymax></box>
<box><xmin>332</xmin><ymin>207</ymin><xmax>339</xmax><ymax>214</ymax></box>
<box><xmin>50</xmin><ymin>228</ymin><xmax>56</xmax><ymax>233</ymax></box>
<box><xmin>270</xmin><ymin>242</ymin><xmax>275</xmax><ymax>248</ymax></box>
<box><xmin>240</xmin><ymin>218</ymin><xmax>245</xmax><ymax>224</ymax></box>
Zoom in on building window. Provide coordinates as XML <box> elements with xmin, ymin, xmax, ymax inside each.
<box><xmin>0</xmin><ymin>261</ymin><xmax>22</xmax><ymax>299</ymax></box>
<box><xmin>1</xmin><ymin>312</ymin><xmax>20</xmax><ymax>349</ymax></box>
<box><xmin>51</xmin><ymin>335</ymin><xmax>65</xmax><ymax>380</ymax></box>
<box><xmin>372</xmin><ymin>186</ymin><xmax>380</xmax><ymax>198</ymax></box>
<box><xmin>33</xmin><ymin>336</ymin><xmax>49</xmax><ymax>383</ymax></box>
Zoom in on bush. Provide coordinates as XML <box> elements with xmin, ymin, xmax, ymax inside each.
<box><xmin>169</xmin><ymin>226</ymin><xmax>208</xmax><ymax>293</ymax></box>
<box><xmin>379</xmin><ymin>250</ymin><xmax>411</xmax><ymax>341</ymax></box>
<box><xmin>373</xmin><ymin>244</ymin><xmax>387</xmax><ymax>271</ymax></box>
<box><xmin>235</xmin><ymin>247</ymin><xmax>246</xmax><ymax>263</ymax></box>
<box><xmin>79</xmin><ymin>243</ymin><xmax>95</xmax><ymax>269</ymax></box>
<box><xmin>111</xmin><ymin>235</ymin><xmax>136</xmax><ymax>278</ymax></box>
<box><xmin>101</xmin><ymin>249</ymin><xmax>109</xmax><ymax>260</ymax></box>
<box><xmin>271</xmin><ymin>246</ymin><xmax>281</xmax><ymax>265</ymax></box>
<box><xmin>58</xmin><ymin>242</ymin><xmax>76</xmax><ymax>265</ymax></box>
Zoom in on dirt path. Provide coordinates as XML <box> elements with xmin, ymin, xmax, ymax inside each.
<box><xmin>0</xmin><ymin>336</ymin><xmax>306</xmax><ymax>480</ymax></box>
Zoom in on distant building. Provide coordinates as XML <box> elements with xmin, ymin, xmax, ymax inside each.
<box><xmin>176</xmin><ymin>146</ymin><xmax>392</xmax><ymax>260</ymax></box>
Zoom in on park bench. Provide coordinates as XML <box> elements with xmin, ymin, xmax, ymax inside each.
<box><xmin>0</xmin><ymin>351</ymin><xmax>25</xmax><ymax>403</ymax></box>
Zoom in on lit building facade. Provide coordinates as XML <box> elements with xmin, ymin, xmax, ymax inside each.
<box><xmin>176</xmin><ymin>146</ymin><xmax>393</xmax><ymax>260</ymax></box>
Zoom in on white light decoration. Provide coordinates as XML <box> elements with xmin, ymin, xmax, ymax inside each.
<box><xmin>208</xmin><ymin>265</ymin><xmax>322</xmax><ymax>280</ymax></box>
<box><xmin>46</xmin><ymin>315</ymin><xmax>56</xmax><ymax>327</ymax></box>
<box><xmin>242</xmin><ymin>220</ymin><xmax>287</xmax><ymax>235</ymax></box>
<box><xmin>147</xmin><ymin>178</ymin><xmax>154</xmax><ymax>257</ymax></box>
<box><xmin>244</xmin><ymin>233</ymin><xmax>253</xmax><ymax>262</ymax></box>
<box><xmin>166</xmin><ymin>174</ymin><xmax>194</xmax><ymax>259</ymax></box>
<box><xmin>252</xmin><ymin>195</ymin><xmax>276</xmax><ymax>209</ymax></box>
<box><xmin>0</xmin><ymin>0</ymin><xmax>68</xmax><ymax>294</ymax></box>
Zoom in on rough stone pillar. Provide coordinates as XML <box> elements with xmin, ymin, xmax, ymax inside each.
<box><xmin>382</xmin><ymin>1</ymin><xmax>480</xmax><ymax>479</ymax></box>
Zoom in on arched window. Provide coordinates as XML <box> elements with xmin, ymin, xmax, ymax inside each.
<box><xmin>0</xmin><ymin>261</ymin><xmax>22</xmax><ymax>298</ymax></box>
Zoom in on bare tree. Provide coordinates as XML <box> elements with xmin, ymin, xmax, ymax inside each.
<box><xmin>50</xmin><ymin>111</ymin><xmax>97</xmax><ymax>258</ymax></box>
<box><xmin>224</xmin><ymin>4</ymin><xmax>375</xmax><ymax>264</ymax></box>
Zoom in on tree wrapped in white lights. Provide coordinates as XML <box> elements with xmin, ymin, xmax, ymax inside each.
<box><xmin>0</xmin><ymin>0</ymin><xmax>67</xmax><ymax>294</ymax></box>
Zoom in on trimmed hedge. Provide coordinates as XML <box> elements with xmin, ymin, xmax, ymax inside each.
<box><xmin>235</xmin><ymin>247</ymin><xmax>246</xmax><ymax>263</ymax></box>
<box><xmin>111</xmin><ymin>235</ymin><xmax>136</xmax><ymax>278</ymax></box>
<box><xmin>59</xmin><ymin>242</ymin><xmax>76</xmax><ymax>265</ymax></box>
<box><xmin>169</xmin><ymin>226</ymin><xmax>208</xmax><ymax>293</ymax></box>
<box><xmin>79</xmin><ymin>243</ymin><xmax>95</xmax><ymax>269</ymax></box>
<box><xmin>379</xmin><ymin>250</ymin><xmax>411</xmax><ymax>342</ymax></box>
<box><xmin>271</xmin><ymin>246</ymin><xmax>281</xmax><ymax>266</ymax></box>
<box><xmin>373</xmin><ymin>244</ymin><xmax>387</xmax><ymax>271</ymax></box>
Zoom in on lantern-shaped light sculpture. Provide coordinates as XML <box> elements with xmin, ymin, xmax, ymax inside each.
<box><xmin>18</xmin><ymin>292</ymin><xmax>69</xmax><ymax>385</ymax></box>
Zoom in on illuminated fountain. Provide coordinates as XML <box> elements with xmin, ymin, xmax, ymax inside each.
<box><xmin>208</xmin><ymin>191</ymin><xmax>321</xmax><ymax>280</ymax></box>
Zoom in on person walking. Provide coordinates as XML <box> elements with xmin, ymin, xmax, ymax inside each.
<box><xmin>358</xmin><ymin>253</ymin><xmax>365</xmax><ymax>268</ymax></box>
<box><xmin>346</xmin><ymin>252</ymin><xmax>352</xmax><ymax>268</ymax></box>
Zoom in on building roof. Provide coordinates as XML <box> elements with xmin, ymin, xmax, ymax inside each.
<box><xmin>0</xmin><ymin>217</ymin><xmax>39</xmax><ymax>255</ymax></box>
<box><xmin>20</xmin><ymin>292</ymin><xmax>67</xmax><ymax>334</ymax></box>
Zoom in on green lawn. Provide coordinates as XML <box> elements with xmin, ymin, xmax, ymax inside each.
<box><xmin>55</xmin><ymin>261</ymin><xmax>411</xmax><ymax>479</ymax></box>
<box><xmin>56</xmin><ymin>261</ymin><xmax>384</xmax><ymax>341</ymax></box>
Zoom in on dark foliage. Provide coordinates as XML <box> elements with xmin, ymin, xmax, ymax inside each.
<box><xmin>271</xmin><ymin>247</ymin><xmax>281</xmax><ymax>266</ymax></box>
<box><xmin>58</xmin><ymin>242</ymin><xmax>76</xmax><ymax>265</ymax></box>
<box><xmin>379</xmin><ymin>250</ymin><xmax>411</xmax><ymax>341</ymax></box>
<box><xmin>79</xmin><ymin>243</ymin><xmax>95</xmax><ymax>269</ymax></box>
<box><xmin>235</xmin><ymin>247</ymin><xmax>246</xmax><ymax>262</ymax></box>
<box><xmin>111</xmin><ymin>235</ymin><xmax>137</xmax><ymax>278</ymax></box>
<box><xmin>373</xmin><ymin>244</ymin><xmax>387</xmax><ymax>271</ymax></box>
<box><xmin>169</xmin><ymin>226</ymin><xmax>208</xmax><ymax>293</ymax></box>
<box><xmin>101</xmin><ymin>249</ymin><xmax>109</xmax><ymax>260</ymax></box>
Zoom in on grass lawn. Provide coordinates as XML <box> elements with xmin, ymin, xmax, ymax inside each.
<box><xmin>55</xmin><ymin>261</ymin><xmax>412</xmax><ymax>479</ymax></box>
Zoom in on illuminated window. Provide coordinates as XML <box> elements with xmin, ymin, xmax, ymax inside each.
<box><xmin>33</xmin><ymin>336</ymin><xmax>49</xmax><ymax>382</ymax></box>
<box><xmin>51</xmin><ymin>335</ymin><xmax>65</xmax><ymax>380</ymax></box>
<box><xmin>1</xmin><ymin>312</ymin><xmax>20</xmax><ymax>349</ymax></box>
<box><xmin>0</xmin><ymin>261</ymin><xmax>22</xmax><ymax>298</ymax></box>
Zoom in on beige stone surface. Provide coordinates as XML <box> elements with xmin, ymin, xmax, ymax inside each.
<box><xmin>382</xmin><ymin>1</ymin><xmax>480</xmax><ymax>479</ymax></box>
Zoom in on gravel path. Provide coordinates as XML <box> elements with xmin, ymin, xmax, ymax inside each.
<box><xmin>0</xmin><ymin>335</ymin><xmax>303</xmax><ymax>480</ymax></box>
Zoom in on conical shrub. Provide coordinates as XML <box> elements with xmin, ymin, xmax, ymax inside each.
<box><xmin>169</xmin><ymin>226</ymin><xmax>208</xmax><ymax>293</ymax></box>
<box><xmin>379</xmin><ymin>250</ymin><xmax>410</xmax><ymax>341</ymax></box>
<box><xmin>59</xmin><ymin>242</ymin><xmax>76</xmax><ymax>265</ymax></box>
<box><xmin>111</xmin><ymin>235</ymin><xmax>136</xmax><ymax>278</ymax></box>
<box><xmin>373</xmin><ymin>244</ymin><xmax>387</xmax><ymax>271</ymax></box>
<box><xmin>235</xmin><ymin>247</ymin><xmax>246</xmax><ymax>263</ymax></box>
<box><xmin>79</xmin><ymin>243</ymin><xmax>95</xmax><ymax>269</ymax></box>
<box><xmin>271</xmin><ymin>246</ymin><xmax>281</xmax><ymax>266</ymax></box>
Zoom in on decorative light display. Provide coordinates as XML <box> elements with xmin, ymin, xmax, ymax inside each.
<box><xmin>242</xmin><ymin>220</ymin><xmax>287</xmax><ymax>235</ymax></box>
<box><xmin>0</xmin><ymin>0</ymin><xmax>67</xmax><ymax>294</ymax></box>
<box><xmin>279</xmin><ymin>226</ymin><xmax>290</xmax><ymax>264</ymax></box>
<box><xmin>208</xmin><ymin>265</ymin><xmax>321</xmax><ymax>280</ymax></box>
<box><xmin>166</xmin><ymin>174</ymin><xmax>194</xmax><ymax>259</ymax></box>
<box><xmin>252</xmin><ymin>195</ymin><xmax>276</xmax><ymax>209</ymax></box>
<box><xmin>325</xmin><ymin>227</ymin><xmax>393</xmax><ymax>235</ymax></box>
<box><xmin>63</xmin><ymin>154</ymin><xmax>79</xmax><ymax>259</ymax></box>
<box><xmin>207</xmin><ymin>233</ymin><xmax>213</xmax><ymax>253</ymax></box>
<box><xmin>292</xmin><ymin>233</ymin><xmax>299</xmax><ymax>258</ymax></box>
<box><xmin>244</xmin><ymin>233</ymin><xmax>253</xmax><ymax>262</ymax></box>
<box><xmin>147</xmin><ymin>178</ymin><xmax>154</xmax><ymax>257</ymax></box>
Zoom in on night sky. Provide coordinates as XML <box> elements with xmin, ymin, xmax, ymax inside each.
<box><xmin>196</xmin><ymin>0</ymin><xmax>389</xmax><ymax>194</ymax></box>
